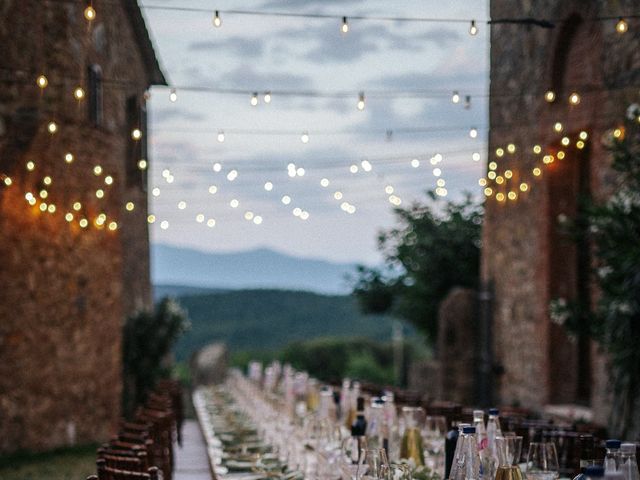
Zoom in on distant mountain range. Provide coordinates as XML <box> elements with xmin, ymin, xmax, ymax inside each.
<box><xmin>151</xmin><ymin>244</ymin><xmax>359</xmax><ymax>295</ymax></box>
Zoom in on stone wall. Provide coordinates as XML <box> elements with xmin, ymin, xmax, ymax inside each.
<box><xmin>484</xmin><ymin>0</ymin><xmax>639</xmax><ymax>421</ymax></box>
<box><xmin>0</xmin><ymin>1</ymin><xmax>157</xmax><ymax>453</ymax></box>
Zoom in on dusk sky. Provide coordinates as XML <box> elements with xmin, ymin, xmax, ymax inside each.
<box><xmin>142</xmin><ymin>0</ymin><xmax>489</xmax><ymax>264</ymax></box>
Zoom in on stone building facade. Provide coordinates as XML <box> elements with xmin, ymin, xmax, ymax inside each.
<box><xmin>0</xmin><ymin>1</ymin><xmax>165</xmax><ymax>453</ymax></box>
<box><xmin>483</xmin><ymin>0</ymin><xmax>639</xmax><ymax>423</ymax></box>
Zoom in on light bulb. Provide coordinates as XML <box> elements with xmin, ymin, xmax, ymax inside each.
<box><xmin>320</xmin><ymin>178</ymin><xmax>330</xmax><ymax>187</ymax></box>
<box><xmin>264</xmin><ymin>181</ymin><xmax>273</xmax><ymax>191</ymax></box>
<box><xmin>126</xmin><ymin>202</ymin><xmax>135</xmax><ymax>211</ymax></box>
<box><xmin>253</xmin><ymin>215</ymin><xmax>263</xmax><ymax>225</ymax></box>
<box><xmin>250</xmin><ymin>92</ymin><xmax>258</xmax><ymax>106</ymax></box>
<box><xmin>520</xmin><ymin>183</ymin><xmax>529</xmax><ymax>192</ymax></box>
<box><xmin>479</xmin><ymin>178</ymin><xmax>487</xmax><ymax>187</ymax></box>
<box><xmin>293</xmin><ymin>207</ymin><xmax>302</xmax><ymax>217</ymax></box>
<box><xmin>452</xmin><ymin>91</ymin><xmax>460</xmax><ymax>104</ymax></box>
<box><xmin>533</xmin><ymin>145</ymin><xmax>542</xmax><ymax>154</ymax></box>
<box><xmin>411</xmin><ymin>158</ymin><xmax>420</xmax><ymax>168</ymax></box>
<box><xmin>48</xmin><ymin>121</ymin><xmax>58</xmax><ymax>134</ymax></box>
<box><xmin>545</xmin><ymin>90</ymin><xmax>556</xmax><ymax>102</ymax></box>
<box><xmin>504</xmin><ymin>169</ymin><xmax>513</xmax><ymax>179</ymax></box>
<box><xmin>213</xmin><ymin>10</ymin><xmax>222</xmax><ymax>27</ymax></box>
<box><xmin>230</xmin><ymin>199</ymin><xmax>239</xmax><ymax>208</ymax></box>
<box><xmin>207</xmin><ymin>219</ymin><xmax>216</xmax><ymax>228</ymax></box>
<box><xmin>333</xmin><ymin>191</ymin><xmax>342</xmax><ymax>200</ymax></box>
<box><xmin>226</xmin><ymin>169</ymin><xmax>238</xmax><ymax>181</ymax></box>
<box><xmin>296</xmin><ymin>167</ymin><xmax>305</xmax><ymax>176</ymax></box>
<box><xmin>469</xmin><ymin>128</ymin><xmax>478</xmax><ymax>138</ymax></box>
<box><xmin>616</xmin><ymin>18</ymin><xmax>628</xmax><ymax>34</ymax></box>
<box><xmin>84</xmin><ymin>5</ymin><xmax>96</xmax><ymax>21</ymax></box>
<box><xmin>341</xmin><ymin>16</ymin><xmax>349</xmax><ymax>34</ymax></box>
<box><xmin>357</xmin><ymin>92</ymin><xmax>365</xmax><ymax>111</ymax></box>
<box><xmin>131</xmin><ymin>128</ymin><xmax>142</xmax><ymax>140</ymax></box>
<box><xmin>361</xmin><ymin>160</ymin><xmax>372</xmax><ymax>171</ymax></box>
<box><xmin>350</xmin><ymin>164</ymin><xmax>359</xmax><ymax>173</ymax></box>
<box><xmin>484</xmin><ymin>187</ymin><xmax>493</xmax><ymax>197</ymax></box>
<box><xmin>26</xmin><ymin>161</ymin><xmax>35</xmax><ymax>171</ymax></box>
<box><xmin>96</xmin><ymin>189</ymin><xmax>104</xmax><ymax>198</ymax></box>
<box><xmin>472</xmin><ymin>152</ymin><xmax>480</xmax><ymax>161</ymax></box>
<box><xmin>433</xmin><ymin>168</ymin><xmax>441</xmax><ymax>177</ymax></box>
<box><xmin>196</xmin><ymin>214</ymin><xmax>205</xmax><ymax>223</ymax></box>
<box><xmin>73</xmin><ymin>202</ymin><xmax>82</xmax><ymax>211</ymax></box>
<box><xmin>108</xmin><ymin>222</ymin><xmax>118</xmax><ymax>231</ymax></box>
<box><xmin>385</xmin><ymin>185</ymin><xmax>394</xmax><ymax>195</ymax></box>
<box><xmin>169</xmin><ymin>88</ymin><xmax>177</xmax><ymax>102</ymax></box>
<box><xmin>301</xmin><ymin>131</ymin><xmax>309</xmax><ymax>144</ymax></box>
<box><xmin>554</xmin><ymin>122</ymin><xmax>563</xmax><ymax>133</ymax></box>
<box><xmin>138</xmin><ymin>159</ymin><xmax>147</xmax><ymax>170</ymax></box>
<box><xmin>93</xmin><ymin>165</ymin><xmax>102</xmax><ymax>175</ymax></box>
<box><xmin>178</xmin><ymin>201</ymin><xmax>187</xmax><ymax>210</ymax></box>
<box><xmin>79</xmin><ymin>218</ymin><xmax>89</xmax><ymax>228</ymax></box>
<box><xmin>300</xmin><ymin>211</ymin><xmax>309</xmax><ymax>220</ymax></box>
<box><xmin>507</xmin><ymin>143</ymin><xmax>516</xmax><ymax>153</ymax></box>
<box><xmin>104</xmin><ymin>175</ymin><xmax>113</xmax><ymax>185</ymax></box>
<box><xmin>489</xmin><ymin>161</ymin><xmax>497</xmax><ymax>170</ymax></box>
<box><xmin>213</xmin><ymin>162</ymin><xmax>222</xmax><ymax>172</ymax></box>
<box><xmin>217</xmin><ymin>130</ymin><xmax>225</xmax><ymax>143</ymax></box>
<box><xmin>208</xmin><ymin>185</ymin><xmax>218</xmax><ymax>194</ymax></box>
<box><xmin>437</xmin><ymin>179</ymin><xmax>446</xmax><ymax>187</ymax></box>
<box><xmin>65</xmin><ymin>213</ymin><xmax>74</xmax><ymax>222</ymax></box>
<box><xmin>469</xmin><ymin>20</ymin><xmax>478</xmax><ymax>35</ymax></box>
<box><xmin>264</xmin><ymin>91</ymin><xmax>272</xmax><ymax>104</ymax></box>
<box><xmin>74</xmin><ymin>87</ymin><xmax>85</xmax><ymax>100</ymax></box>
<box><xmin>36</xmin><ymin>75</ymin><xmax>48</xmax><ymax>89</ymax></box>
<box><xmin>160</xmin><ymin>220</ymin><xmax>169</xmax><ymax>230</ymax></box>
<box><xmin>281</xmin><ymin>195</ymin><xmax>291</xmax><ymax>205</ymax></box>
<box><xmin>579</xmin><ymin>131</ymin><xmax>588</xmax><ymax>140</ymax></box>
<box><xmin>147</xmin><ymin>215</ymin><xmax>156</xmax><ymax>224</ymax></box>
<box><xmin>569</xmin><ymin>92</ymin><xmax>580</xmax><ymax>105</ymax></box>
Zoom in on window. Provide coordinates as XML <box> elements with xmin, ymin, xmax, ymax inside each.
<box><xmin>88</xmin><ymin>64</ymin><xmax>103</xmax><ymax>127</ymax></box>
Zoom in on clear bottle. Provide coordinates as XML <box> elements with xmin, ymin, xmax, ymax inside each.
<box><xmin>400</xmin><ymin>406</ymin><xmax>426</xmax><ymax>466</ymax></box>
<box><xmin>473</xmin><ymin>410</ymin><xmax>488</xmax><ymax>458</ymax></box>
<box><xmin>485</xmin><ymin>408</ymin><xmax>503</xmax><ymax>480</ymax></box>
<box><xmin>450</xmin><ymin>426</ymin><xmax>482</xmax><ymax>480</ymax></box>
<box><xmin>446</xmin><ymin>423</ymin><xmax>470</xmax><ymax>479</ymax></box>
<box><xmin>382</xmin><ymin>393</ymin><xmax>399</xmax><ymax>462</ymax></box>
<box><xmin>620</xmin><ymin>443</ymin><xmax>639</xmax><ymax>480</ymax></box>
<box><xmin>367</xmin><ymin>399</ymin><xmax>385</xmax><ymax>450</ymax></box>
<box><xmin>606</xmin><ymin>440</ymin><xmax>622</xmax><ymax>473</ymax></box>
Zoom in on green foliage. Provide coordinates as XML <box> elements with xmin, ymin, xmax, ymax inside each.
<box><xmin>232</xmin><ymin>336</ymin><xmax>427</xmax><ymax>386</ymax></box>
<box><xmin>0</xmin><ymin>444</ymin><xmax>96</xmax><ymax>480</ymax></box>
<box><xmin>123</xmin><ymin>297</ymin><xmax>190</xmax><ymax>417</ymax></box>
<box><xmin>352</xmin><ymin>191</ymin><xmax>483</xmax><ymax>342</ymax></box>
<box><xmin>551</xmin><ymin>109</ymin><xmax>640</xmax><ymax>438</ymax></box>
<box><xmin>173</xmin><ymin>289</ymin><xmax>411</xmax><ymax>361</ymax></box>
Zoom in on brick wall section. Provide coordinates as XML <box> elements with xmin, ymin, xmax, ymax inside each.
<box><xmin>484</xmin><ymin>0</ymin><xmax>639</xmax><ymax>422</ymax></box>
<box><xmin>0</xmin><ymin>1</ymin><xmax>159</xmax><ymax>453</ymax></box>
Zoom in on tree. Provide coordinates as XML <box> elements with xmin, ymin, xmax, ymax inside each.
<box><xmin>551</xmin><ymin>106</ymin><xmax>640</xmax><ymax>438</ymax></box>
<box><xmin>352</xmin><ymin>191</ymin><xmax>483</xmax><ymax>343</ymax></box>
<box><xmin>122</xmin><ymin>297</ymin><xmax>190</xmax><ymax>417</ymax></box>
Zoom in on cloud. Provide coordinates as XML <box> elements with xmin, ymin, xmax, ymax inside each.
<box><xmin>188</xmin><ymin>38</ymin><xmax>265</xmax><ymax>58</ymax></box>
<box><xmin>216</xmin><ymin>64</ymin><xmax>314</xmax><ymax>90</ymax></box>
<box><xmin>151</xmin><ymin>107</ymin><xmax>206</xmax><ymax>124</ymax></box>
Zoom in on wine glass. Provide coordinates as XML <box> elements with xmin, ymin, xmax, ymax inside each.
<box><xmin>526</xmin><ymin>442</ymin><xmax>559</xmax><ymax>480</ymax></box>
<box><xmin>357</xmin><ymin>448</ymin><xmax>391</xmax><ymax>480</ymax></box>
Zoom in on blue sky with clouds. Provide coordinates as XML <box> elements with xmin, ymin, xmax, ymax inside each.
<box><xmin>142</xmin><ymin>0</ymin><xmax>489</xmax><ymax>264</ymax></box>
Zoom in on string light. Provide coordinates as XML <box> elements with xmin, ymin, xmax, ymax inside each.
<box><xmin>293</xmin><ymin>207</ymin><xmax>302</xmax><ymax>217</ymax></box>
<box><xmin>508</xmin><ymin>191</ymin><xmax>517</xmax><ymax>201</ymax></box>
<box><xmin>138</xmin><ymin>159</ymin><xmax>148</xmax><ymax>170</ymax></box>
<box><xmin>26</xmin><ymin>161</ymin><xmax>35</xmax><ymax>171</ymax></box>
<box><xmin>576</xmin><ymin>140</ymin><xmax>585</xmax><ymax>149</ymax></box>
<box><xmin>520</xmin><ymin>182</ymin><xmax>529</xmax><ymax>192</ymax></box>
<box><xmin>196</xmin><ymin>214</ymin><xmax>205</xmax><ymax>223</ymax></box>
<box><xmin>169</xmin><ymin>88</ymin><xmax>178</xmax><ymax>102</ymax></box>
<box><xmin>507</xmin><ymin>143</ymin><xmax>516</xmax><ymax>154</ymax></box>
<box><xmin>557</xmin><ymin>151</ymin><xmax>566</xmax><ymax>159</ymax></box>
<box><xmin>227</xmin><ymin>169</ymin><xmax>238</xmax><ymax>181</ymax></box>
<box><xmin>178</xmin><ymin>201</ymin><xmax>187</xmax><ymax>210</ymax></box>
<box><xmin>533</xmin><ymin>145</ymin><xmax>542</xmax><ymax>154</ymax></box>
<box><xmin>147</xmin><ymin>215</ymin><xmax>156</xmax><ymax>224</ymax></box>
<box><xmin>320</xmin><ymin>178</ymin><xmax>330</xmax><ymax>187</ymax></box>
<box><xmin>333</xmin><ymin>191</ymin><xmax>343</xmax><ymax>200</ymax></box>
<box><xmin>84</xmin><ymin>5</ymin><xmax>96</xmax><ymax>21</ymax></box>
<box><xmin>108</xmin><ymin>221</ymin><xmax>118</xmax><ymax>231</ymax></box>
<box><xmin>73</xmin><ymin>202</ymin><xmax>82</xmax><ymax>211</ymax></box>
<box><xmin>544</xmin><ymin>90</ymin><xmax>556</xmax><ymax>103</ymax></box>
<box><xmin>616</xmin><ymin>18</ymin><xmax>628</xmax><ymax>34</ymax></box>
<box><xmin>489</xmin><ymin>161</ymin><xmax>497</xmax><ymax>170</ymax></box>
<box><xmin>264</xmin><ymin>181</ymin><xmax>273</xmax><ymax>191</ymax></box>
<box><xmin>131</xmin><ymin>128</ymin><xmax>142</xmax><ymax>140</ymax></box>
<box><xmin>488</xmin><ymin>171</ymin><xmax>496</xmax><ymax>180</ymax></box>
<box><xmin>554</xmin><ymin>122</ymin><xmax>563</xmax><ymax>133</ymax></box>
<box><xmin>152</xmin><ymin>187</ymin><xmax>160</xmax><ymax>197</ymax></box>
<box><xmin>385</xmin><ymin>185</ymin><xmax>394</xmax><ymax>194</ymax></box>
<box><xmin>207</xmin><ymin>219</ymin><xmax>216</xmax><ymax>227</ymax></box>
<box><xmin>569</xmin><ymin>92</ymin><xmax>580</xmax><ymax>105</ymax></box>
<box><xmin>451</xmin><ymin>91</ymin><xmax>460</xmax><ymax>104</ymax></box>
<box><xmin>160</xmin><ymin>220</ymin><xmax>169</xmax><ymax>230</ymax></box>
<box><xmin>79</xmin><ymin>218</ymin><xmax>89</xmax><ymax>228</ymax></box>
<box><xmin>479</xmin><ymin>178</ymin><xmax>487</xmax><ymax>187</ymax></box>
<box><xmin>36</xmin><ymin>75</ymin><xmax>48</xmax><ymax>89</ymax></box>
<box><xmin>504</xmin><ymin>169</ymin><xmax>513</xmax><ymax>179</ymax></box>
<box><xmin>297</xmin><ymin>167</ymin><xmax>305</xmax><ymax>176</ymax></box>
<box><xmin>496</xmin><ymin>176</ymin><xmax>504</xmax><ymax>185</ymax></box>
<box><xmin>436</xmin><ymin>179</ymin><xmax>446</xmax><ymax>187</ymax></box>
<box><xmin>93</xmin><ymin>165</ymin><xmax>103</xmax><ymax>176</ymax></box>
<box><xmin>65</xmin><ymin>213</ymin><xmax>74</xmax><ymax>222</ymax></box>
<box><xmin>350</xmin><ymin>164</ymin><xmax>359</xmax><ymax>173</ymax></box>
<box><xmin>74</xmin><ymin>87</ymin><xmax>85</xmax><ymax>100</ymax></box>
<box><xmin>264</xmin><ymin>91</ymin><xmax>272</xmax><ymax>104</ymax></box>
<box><xmin>496</xmin><ymin>148</ymin><xmax>504</xmax><ymax>157</ymax></box>
<box><xmin>410</xmin><ymin>158</ymin><xmax>420</xmax><ymax>168</ymax></box>
<box><xmin>281</xmin><ymin>195</ymin><xmax>291</xmax><ymax>205</ymax></box>
<box><xmin>43</xmin><ymin>176</ymin><xmax>52</xmax><ymax>186</ymax></box>
<box><xmin>496</xmin><ymin>192</ymin><xmax>505</xmax><ymax>202</ymax></box>
<box><xmin>126</xmin><ymin>202</ymin><xmax>135</xmax><ymax>211</ymax></box>
<box><xmin>250</xmin><ymin>92</ymin><xmax>258</xmax><ymax>106</ymax></box>
<box><xmin>357</xmin><ymin>92</ymin><xmax>365</xmax><ymax>111</ymax></box>
<box><xmin>560</xmin><ymin>136</ymin><xmax>570</xmax><ymax>146</ymax></box>
<box><xmin>613</xmin><ymin>127</ymin><xmax>623</xmax><ymax>139</ymax></box>
<box><xmin>579</xmin><ymin>131</ymin><xmax>588</xmax><ymax>140</ymax></box>
<box><xmin>341</xmin><ymin>16</ymin><xmax>349</xmax><ymax>34</ymax></box>
<box><xmin>301</xmin><ymin>131</ymin><xmax>310</xmax><ymax>144</ymax></box>
<box><xmin>213</xmin><ymin>10</ymin><xmax>222</xmax><ymax>27</ymax></box>
<box><xmin>469</xmin><ymin>20</ymin><xmax>478</xmax><ymax>35</ymax></box>
<box><xmin>64</xmin><ymin>153</ymin><xmax>74</xmax><ymax>164</ymax></box>
<box><xmin>3</xmin><ymin>176</ymin><xmax>12</xmax><ymax>186</ymax></box>
<box><xmin>213</xmin><ymin>162</ymin><xmax>222</xmax><ymax>172</ymax></box>
<box><xmin>472</xmin><ymin>152</ymin><xmax>480</xmax><ymax>161</ymax></box>
<box><xmin>300</xmin><ymin>211</ymin><xmax>310</xmax><ymax>220</ymax></box>
<box><xmin>39</xmin><ymin>189</ymin><xmax>48</xmax><ymax>199</ymax></box>
<box><xmin>484</xmin><ymin>187</ymin><xmax>493</xmax><ymax>197</ymax></box>
<box><xmin>433</xmin><ymin>168</ymin><xmax>441</xmax><ymax>177</ymax></box>
<box><xmin>208</xmin><ymin>185</ymin><xmax>218</xmax><ymax>194</ymax></box>
<box><xmin>254</xmin><ymin>216</ymin><xmax>263</xmax><ymax>225</ymax></box>
<box><xmin>48</xmin><ymin>121</ymin><xmax>57</xmax><ymax>134</ymax></box>
<box><xmin>469</xmin><ymin>128</ymin><xmax>478</xmax><ymax>138</ymax></box>
<box><xmin>96</xmin><ymin>189</ymin><xmax>104</xmax><ymax>198</ymax></box>
<box><xmin>361</xmin><ymin>160</ymin><xmax>372</xmax><ymax>172</ymax></box>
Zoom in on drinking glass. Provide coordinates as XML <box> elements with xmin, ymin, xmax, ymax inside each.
<box><xmin>423</xmin><ymin>415</ymin><xmax>447</xmax><ymax>473</ymax></box>
<box><xmin>526</xmin><ymin>442</ymin><xmax>559</xmax><ymax>480</ymax></box>
<box><xmin>496</xmin><ymin>436</ymin><xmax>524</xmax><ymax>480</ymax></box>
<box><xmin>357</xmin><ymin>448</ymin><xmax>391</xmax><ymax>480</ymax></box>
<box><xmin>400</xmin><ymin>406</ymin><xmax>426</xmax><ymax>466</ymax></box>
